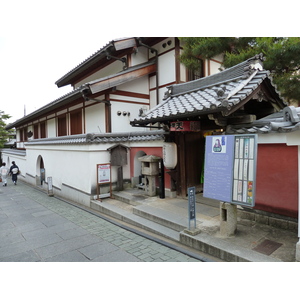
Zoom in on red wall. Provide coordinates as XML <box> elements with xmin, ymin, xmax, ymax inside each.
<box><xmin>255</xmin><ymin>144</ymin><xmax>298</xmax><ymax>218</ymax></box>
<box><xmin>130</xmin><ymin>147</ymin><xmax>171</xmax><ymax>190</ymax></box>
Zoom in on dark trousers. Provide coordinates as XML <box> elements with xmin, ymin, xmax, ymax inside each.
<box><xmin>12</xmin><ymin>174</ymin><xmax>18</xmax><ymax>182</ymax></box>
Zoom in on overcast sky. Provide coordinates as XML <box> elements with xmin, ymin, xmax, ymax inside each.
<box><xmin>0</xmin><ymin>1</ymin><xmax>295</xmax><ymax>124</ymax></box>
<box><xmin>0</xmin><ymin>0</ymin><xmax>134</xmax><ymax>123</ymax></box>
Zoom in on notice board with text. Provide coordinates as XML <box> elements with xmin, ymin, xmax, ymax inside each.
<box><xmin>203</xmin><ymin>134</ymin><xmax>257</xmax><ymax>207</ymax></box>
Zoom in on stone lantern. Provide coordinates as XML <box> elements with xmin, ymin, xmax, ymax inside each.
<box><xmin>138</xmin><ymin>155</ymin><xmax>161</xmax><ymax>196</ymax></box>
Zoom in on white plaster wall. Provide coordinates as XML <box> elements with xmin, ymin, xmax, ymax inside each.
<box><xmin>3</xmin><ymin>135</ymin><xmax>164</xmax><ymax>206</ymax></box>
<box><xmin>158</xmin><ymin>51</ymin><xmax>176</xmax><ymax>87</ymax></box>
<box><xmin>149</xmin><ymin>89</ymin><xmax>157</xmax><ymax>108</ymax></box>
<box><xmin>286</xmin><ymin>130</ymin><xmax>300</xmax><ymax>146</ymax></box>
<box><xmin>131</xmin><ymin>46</ymin><xmax>148</xmax><ymax>65</ymax></box>
<box><xmin>1</xmin><ymin>154</ymin><xmax>26</xmax><ymax>181</ymax></box>
<box><xmin>25</xmin><ymin>144</ymin><xmax>111</xmax><ymax>194</ymax></box>
<box><xmin>117</xmin><ymin>76</ymin><xmax>149</xmax><ymax>95</ymax></box>
<box><xmin>210</xmin><ymin>60</ymin><xmax>222</xmax><ymax>76</ymax></box>
<box><xmin>47</xmin><ymin>118</ymin><xmax>56</xmax><ymax>138</ymax></box>
<box><xmin>111</xmin><ymin>101</ymin><xmax>146</xmax><ymax>132</ymax></box>
<box><xmin>151</xmin><ymin>38</ymin><xmax>175</xmax><ymax>57</ymax></box>
<box><xmin>85</xmin><ymin>103</ymin><xmax>106</xmax><ymax>133</ymax></box>
<box><xmin>258</xmin><ymin>133</ymin><xmax>288</xmax><ymax>144</ymax></box>
<box><xmin>74</xmin><ymin>60</ymin><xmax>124</xmax><ymax>89</ymax></box>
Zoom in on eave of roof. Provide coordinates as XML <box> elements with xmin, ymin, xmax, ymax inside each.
<box><xmin>55</xmin><ymin>37</ymin><xmax>166</xmax><ymax>88</ymax></box>
<box><xmin>6</xmin><ymin>60</ymin><xmax>157</xmax><ymax>130</ymax></box>
<box><xmin>55</xmin><ymin>40</ymin><xmax>115</xmax><ymax>88</ymax></box>
<box><xmin>6</xmin><ymin>88</ymin><xmax>83</xmax><ymax>130</ymax></box>
<box><xmin>1</xmin><ymin>149</ymin><xmax>26</xmax><ymax>156</ymax></box>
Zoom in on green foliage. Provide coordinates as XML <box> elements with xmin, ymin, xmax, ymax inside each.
<box><xmin>179</xmin><ymin>37</ymin><xmax>300</xmax><ymax>103</ymax></box>
<box><xmin>0</xmin><ymin>110</ymin><xmax>12</xmax><ymax>148</ymax></box>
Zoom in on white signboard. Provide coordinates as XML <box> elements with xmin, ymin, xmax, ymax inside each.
<box><xmin>96</xmin><ymin>163</ymin><xmax>112</xmax><ymax>201</ymax></box>
<box><xmin>98</xmin><ymin>164</ymin><xmax>111</xmax><ymax>184</ymax></box>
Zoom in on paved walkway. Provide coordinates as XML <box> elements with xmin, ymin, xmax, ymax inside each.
<box><xmin>0</xmin><ymin>182</ymin><xmax>200</xmax><ymax>262</ymax></box>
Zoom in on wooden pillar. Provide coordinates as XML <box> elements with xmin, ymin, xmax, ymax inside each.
<box><xmin>116</xmin><ymin>166</ymin><xmax>123</xmax><ymax>191</ymax></box>
<box><xmin>179</xmin><ymin>133</ymin><xmax>187</xmax><ymax>198</ymax></box>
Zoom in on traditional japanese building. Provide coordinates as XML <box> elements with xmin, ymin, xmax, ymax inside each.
<box><xmin>2</xmin><ymin>37</ymin><xmax>222</xmax><ymax>205</ymax></box>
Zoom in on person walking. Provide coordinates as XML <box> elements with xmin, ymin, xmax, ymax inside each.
<box><xmin>9</xmin><ymin>161</ymin><xmax>19</xmax><ymax>185</ymax></box>
<box><xmin>0</xmin><ymin>162</ymin><xmax>9</xmax><ymax>186</ymax></box>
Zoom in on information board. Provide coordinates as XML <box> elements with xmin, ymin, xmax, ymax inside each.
<box><xmin>98</xmin><ymin>164</ymin><xmax>111</xmax><ymax>184</ymax></box>
<box><xmin>203</xmin><ymin>134</ymin><xmax>257</xmax><ymax>207</ymax></box>
<box><xmin>203</xmin><ymin>135</ymin><xmax>235</xmax><ymax>202</ymax></box>
<box><xmin>232</xmin><ymin>135</ymin><xmax>257</xmax><ymax>206</ymax></box>
<box><xmin>96</xmin><ymin>163</ymin><xmax>112</xmax><ymax>201</ymax></box>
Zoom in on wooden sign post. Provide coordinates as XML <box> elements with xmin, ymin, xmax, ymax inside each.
<box><xmin>96</xmin><ymin>163</ymin><xmax>112</xmax><ymax>201</ymax></box>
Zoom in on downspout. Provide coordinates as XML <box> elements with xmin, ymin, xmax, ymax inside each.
<box><xmin>136</xmin><ymin>38</ymin><xmax>159</xmax><ymax>105</ymax></box>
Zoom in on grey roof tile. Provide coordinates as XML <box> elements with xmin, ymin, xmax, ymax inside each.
<box><xmin>131</xmin><ymin>54</ymin><xmax>284</xmax><ymax>125</ymax></box>
<box><xmin>26</xmin><ymin>131</ymin><xmax>166</xmax><ymax>145</ymax></box>
<box><xmin>226</xmin><ymin>106</ymin><xmax>300</xmax><ymax>135</ymax></box>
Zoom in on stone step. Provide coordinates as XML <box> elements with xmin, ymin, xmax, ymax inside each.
<box><xmin>112</xmin><ymin>190</ymin><xmax>148</xmax><ymax>206</ymax></box>
<box><xmin>132</xmin><ymin>205</ymin><xmax>188</xmax><ymax>232</ymax></box>
<box><xmin>179</xmin><ymin>231</ymin><xmax>281</xmax><ymax>262</ymax></box>
<box><xmin>90</xmin><ymin>200</ymin><xmax>180</xmax><ymax>241</ymax></box>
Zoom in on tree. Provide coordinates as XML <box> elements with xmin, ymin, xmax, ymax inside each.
<box><xmin>0</xmin><ymin>110</ymin><xmax>12</xmax><ymax>148</ymax></box>
<box><xmin>179</xmin><ymin>37</ymin><xmax>300</xmax><ymax>104</ymax></box>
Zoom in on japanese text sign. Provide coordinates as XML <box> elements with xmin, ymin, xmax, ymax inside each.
<box><xmin>203</xmin><ymin>134</ymin><xmax>257</xmax><ymax>207</ymax></box>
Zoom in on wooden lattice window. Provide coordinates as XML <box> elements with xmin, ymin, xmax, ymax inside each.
<box><xmin>70</xmin><ymin>110</ymin><xmax>82</xmax><ymax>135</ymax></box>
<box><xmin>57</xmin><ymin>115</ymin><xmax>67</xmax><ymax>136</ymax></box>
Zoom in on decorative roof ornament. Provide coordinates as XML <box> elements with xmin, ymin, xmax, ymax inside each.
<box><xmin>243</xmin><ymin>53</ymin><xmax>265</xmax><ymax>78</ymax></box>
<box><xmin>283</xmin><ymin>106</ymin><xmax>300</xmax><ymax>123</ymax></box>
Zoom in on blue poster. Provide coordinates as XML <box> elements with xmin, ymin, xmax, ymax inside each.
<box><xmin>203</xmin><ymin>135</ymin><xmax>235</xmax><ymax>202</ymax></box>
<box><xmin>203</xmin><ymin>134</ymin><xmax>257</xmax><ymax>207</ymax></box>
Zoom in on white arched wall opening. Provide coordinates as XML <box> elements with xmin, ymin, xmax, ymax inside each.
<box><xmin>36</xmin><ymin>155</ymin><xmax>45</xmax><ymax>186</ymax></box>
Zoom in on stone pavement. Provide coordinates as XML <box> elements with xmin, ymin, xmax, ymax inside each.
<box><xmin>0</xmin><ymin>182</ymin><xmax>202</xmax><ymax>262</ymax></box>
<box><xmin>91</xmin><ymin>189</ymin><xmax>299</xmax><ymax>262</ymax></box>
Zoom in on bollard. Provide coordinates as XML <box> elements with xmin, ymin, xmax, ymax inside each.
<box><xmin>220</xmin><ymin>202</ymin><xmax>237</xmax><ymax>237</ymax></box>
<box><xmin>47</xmin><ymin>177</ymin><xmax>54</xmax><ymax>197</ymax></box>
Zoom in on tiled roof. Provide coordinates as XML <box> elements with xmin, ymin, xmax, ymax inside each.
<box><xmin>25</xmin><ymin>130</ymin><xmax>166</xmax><ymax>145</ymax></box>
<box><xmin>55</xmin><ymin>37</ymin><xmax>165</xmax><ymax>88</ymax></box>
<box><xmin>55</xmin><ymin>40</ymin><xmax>116</xmax><ymax>87</ymax></box>
<box><xmin>226</xmin><ymin>106</ymin><xmax>300</xmax><ymax>134</ymax></box>
<box><xmin>131</xmin><ymin>54</ymin><xmax>284</xmax><ymax>125</ymax></box>
<box><xmin>1</xmin><ymin>149</ymin><xmax>26</xmax><ymax>156</ymax></box>
<box><xmin>6</xmin><ymin>88</ymin><xmax>82</xmax><ymax>130</ymax></box>
<box><xmin>6</xmin><ymin>60</ymin><xmax>156</xmax><ymax>130</ymax></box>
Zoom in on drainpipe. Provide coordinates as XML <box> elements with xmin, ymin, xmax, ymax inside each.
<box><xmin>136</xmin><ymin>38</ymin><xmax>159</xmax><ymax>105</ymax></box>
